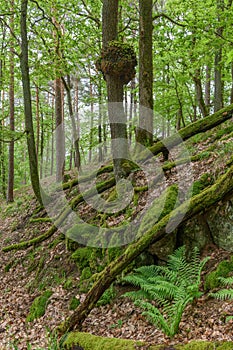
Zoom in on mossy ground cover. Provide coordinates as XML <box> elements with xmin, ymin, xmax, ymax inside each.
<box><xmin>62</xmin><ymin>332</ymin><xmax>233</xmax><ymax>350</ymax></box>
<box><xmin>26</xmin><ymin>290</ymin><xmax>53</xmax><ymax>322</ymax></box>
<box><xmin>205</xmin><ymin>256</ymin><xmax>233</xmax><ymax>290</ymax></box>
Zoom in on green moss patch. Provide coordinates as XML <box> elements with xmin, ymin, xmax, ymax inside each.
<box><xmin>62</xmin><ymin>333</ymin><xmax>233</xmax><ymax>350</ymax></box>
<box><xmin>62</xmin><ymin>331</ymin><xmax>146</xmax><ymax>350</ymax></box>
<box><xmin>204</xmin><ymin>256</ymin><xmax>233</xmax><ymax>290</ymax></box>
<box><xmin>26</xmin><ymin>290</ymin><xmax>53</xmax><ymax>322</ymax></box>
<box><xmin>191</xmin><ymin>173</ymin><xmax>214</xmax><ymax>196</ymax></box>
<box><xmin>69</xmin><ymin>296</ymin><xmax>80</xmax><ymax>311</ymax></box>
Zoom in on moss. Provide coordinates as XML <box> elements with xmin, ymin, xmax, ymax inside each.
<box><xmin>204</xmin><ymin>257</ymin><xmax>233</xmax><ymax>290</ymax></box>
<box><xmin>71</xmin><ymin>247</ymin><xmax>93</xmax><ymax>269</ymax></box>
<box><xmin>71</xmin><ymin>247</ymin><xmax>103</xmax><ymax>271</ymax></box>
<box><xmin>62</xmin><ymin>331</ymin><xmax>146</xmax><ymax>350</ymax></box>
<box><xmin>96</xmin><ymin>40</ymin><xmax>137</xmax><ymax>84</ymax></box>
<box><xmin>175</xmin><ymin>341</ymin><xmax>214</xmax><ymax>349</ymax></box>
<box><xmin>48</xmin><ymin>234</ymin><xmax>65</xmax><ymax>249</ymax></box>
<box><xmin>69</xmin><ymin>297</ymin><xmax>80</xmax><ymax>310</ymax></box>
<box><xmin>4</xmin><ymin>258</ymin><xmax>20</xmax><ymax>272</ymax></box>
<box><xmin>96</xmin><ymin>284</ymin><xmax>116</xmax><ymax>306</ymax></box>
<box><xmin>29</xmin><ymin>217</ymin><xmax>52</xmax><ymax>223</ymax></box>
<box><xmin>217</xmin><ymin>343</ymin><xmax>233</xmax><ymax>350</ymax></box>
<box><xmin>62</xmin><ymin>333</ymin><xmax>233</xmax><ymax>350</ymax></box>
<box><xmin>107</xmin><ymin>187</ymin><xmax>118</xmax><ymax>202</ymax></box>
<box><xmin>80</xmin><ymin>267</ymin><xmax>92</xmax><ymax>281</ymax></box>
<box><xmin>64</xmin><ymin>277</ymin><xmax>73</xmax><ymax>290</ymax></box>
<box><xmin>79</xmin><ymin>267</ymin><xmax>93</xmax><ymax>292</ymax></box>
<box><xmin>136</xmin><ymin>184</ymin><xmax>178</xmax><ymax>238</ymax></box>
<box><xmin>107</xmin><ymin>247</ymin><xmax>123</xmax><ymax>263</ymax></box>
<box><xmin>191</xmin><ymin>173</ymin><xmax>214</xmax><ymax>196</ymax></box>
<box><xmin>65</xmin><ymin>237</ymin><xmax>79</xmax><ymax>252</ymax></box>
<box><xmin>26</xmin><ymin>290</ymin><xmax>53</xmax><ymax>322</ymax></box>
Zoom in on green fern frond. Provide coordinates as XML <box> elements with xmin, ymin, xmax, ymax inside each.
<box><xmin>122</xmin><ymin>245</ymin><xmax>208</xmax><ymax>338</ymax></box>
<box><xmin>209</xmin><ymin>289</ymin><xmax>233</xmax><ymax>300</ymax></box>
<box><xmin>218</xmin><ymin>276</ymin><xmax>233</xmax><ymax>286</ymax></box>
<box><xmin>123</xmin><ymin>289</ymin><xmax>151</xmax><ymax>301</ymax></box>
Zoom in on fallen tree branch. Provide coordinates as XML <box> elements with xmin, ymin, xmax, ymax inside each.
<box><xmin>2</xmin><ymin>177</ymin><xmax>116</xmax><ymax>252</ymax></box>
<box><xmin>146</xmin><ymin>104</ymin><xmax>233</xmax><ymax>160</ymax></box>
<box><xmin>58</xmin><ymin>163</ymin><xmax>233</xmax><ymax>333</ymax></box>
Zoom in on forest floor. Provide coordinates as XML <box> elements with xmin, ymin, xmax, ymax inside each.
<box><xmin>1</xmin><ymin>122</ymin><xmax>233</xmax><ymax>349</ymax></box>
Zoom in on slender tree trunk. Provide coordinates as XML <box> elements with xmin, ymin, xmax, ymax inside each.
<box><xmin>98</xmin><ymin>77</ymin><xmax>103</xmax><ymax>163</ymax></box>
<box><xmin>205</xmin><ymin>65</ymin><xmax>211</xmax><ymax>114</ymax></box>
<box><xmin>193</xmin><ymin>69</ymin><xmax>208</xmax><ymax>117</ymax></box>
<box><xmin>40</xmin><ymin>110</ymin><xmax>44</xmax><ymax>179</ymax></box>
<box><xmin>214</xmin><ymin>0</ymin><xmax>224</xmax><ymax>112</ymax></box>
<box><xmin>55</xmin><ymin>77</ymin><xmax>65</xmax><ymax>182</ymax></box>
<box><xmin>102</xmin><ymin>0</ymin><xmax>130</xmax><ymax>181</ymax></box>
<box><xmin>50</xmin><ymin>94</ymin><xmax>55</xmax><ymax>176</ymax></box>
<box><xmin>20</xmin><ymin>0</ymin><xmax>43</xmax><ymax>205</ymax></box>
<box><xmin>174</xmin><ymin>79</ymin><xmax>184</xmax><ymax>130</ymax></box>
<box><xmin>74</xmin><ymin>77</ymin><xmax>81</xmax><ymax>170</ymax></box>
<box><xmin>231</xmin><ymin>62</ymin><xmax>233</xmax><ymax>104</ymax></box>
<box><xmin>214</xmin><ymin>50</ymin><xmax>223</xmax><ymax>112</ymax></box>
<box><xmin>129</xmin><ymin>79</ymin><xmax>136</xmax><ymax>145</ymax></box>
<box><xmin>136</xmin><ymin>0</ymin><xmax>153</xmax><ymax>146</ymax></box>
<box><xmin>7</xmin><ymin>0</ymin><xmax>15</xmax><ymax>203</ymax></box>
<box><xmin>89</xmin><ymin>71</ymin><xmax>94</xmax><ymax>163</ymax></box>
<box><xmin>62</xmin><ymin>75</ymin><xmax>81</xmax><ymax>171</ymax></box>
<box><xmin>36</xmin><ymin>85</ymin><xmax>40</xmax><ymax>157</ymax></box>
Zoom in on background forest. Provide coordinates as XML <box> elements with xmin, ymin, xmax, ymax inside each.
<box><xmin>1</xmin><ymin>0</ymin><xmax>233</xmax><ymax>201</ymax></box>
<box><xmin>1</xmin><ymin>0</ymin><xmax>233</xmax><ymax>349</ymax></box>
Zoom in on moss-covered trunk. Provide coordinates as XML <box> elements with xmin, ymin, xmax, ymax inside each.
<box><xmin>58</xmin><ymin>164</ymin><xmax>233</xmax><ymax>334</ymax></box>
<box><xmin>146</xmin><ymin>104</ymin><xmax>233</xmax><ymax>160</ymax></box>
<box><xmin>2</xmin><ymin>177</ymin><xmax>116</xmax><ymax>252</ymax></box>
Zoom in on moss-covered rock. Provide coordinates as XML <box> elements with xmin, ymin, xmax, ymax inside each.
<box><xmin>204</xmin><ymin>257</ymin><xmax>233</xmax><ymax>290</ymax></box>
<box><xmin>26</xmin><ymin>290</ymin><xmax>53</xmax><ymax>322</ymax></box>
<box><xmin>207</xmin><ymin>199</ymin><xmax>233</xmax><ymax>252</ymax></box>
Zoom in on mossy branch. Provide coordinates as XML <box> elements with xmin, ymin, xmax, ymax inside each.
<box><xmin>62</xmin><ymin>164</ymin><xmax>114</xmax><ymax>191</ymax></box>
<box><xmin>2</xmin><ymin>177</ymin><xmax>116</xmax><ymax>252</ymax></box>
<box><xmin>58</xmin><ymin>164</ymin><xmax>233</xmax><ymax>334</ymax></box>
<box><xmin>146</xmin><ymin>104</ymin><xmax>233</xmax><ymax>160</ymax></box>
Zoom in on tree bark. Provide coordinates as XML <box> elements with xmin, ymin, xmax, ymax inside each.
<box><xmin>7</xmin><ymin>0</ymin><xmax>15</xmax><ymax>203</ymax></box>
<box><xmin>205</xmin><ymin>65</ymin><xmax>211</xmax><ymax>114</ymax></box>
<box><xmin>55</xmin><ymin>77</ymin><xmax>65</xmax><ymax>182</ymax></box>
<box><xmin>214</xmin><ymin>0</ymin><xmax>224</xmax><ymax>112</ymax></box>
<box><xmin>136</xmin><ymin>0</ymin><xmax>153</xmax><ymax>146</ymax></box>
<box><xmin>193</xmin><ymin>69</ymin><xmax>208</xmax><ymax>117</ymax></box>
<box><xmin>20</xmin><ymin>0</ymin><xmax>43</xmax><ymax>205</ymax></box>
<box><xmin>102</xmin><ymin>0</ymin><xmax>130</xmax><ymax>181</ymax></box>
<box><xmin>62</xmin><ymin>75</ymin><xmax>81</xmax><ymax>171</ymax></box>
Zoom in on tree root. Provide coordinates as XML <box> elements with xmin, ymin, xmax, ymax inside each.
<box><xmin>58</xmin><ymin>163</ymin><xmax>233</xmax><ymax>333</ymax></box>
<box><xmin>2</xmin><ymin>177</ymin><xmax>116</xmax><ymax>252</ymax></box>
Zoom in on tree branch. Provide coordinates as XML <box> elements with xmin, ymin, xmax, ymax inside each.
<box><xmin>153</xmin><ymin>13</ymin><xmax>186</xmax><ymax>27</ymax></box>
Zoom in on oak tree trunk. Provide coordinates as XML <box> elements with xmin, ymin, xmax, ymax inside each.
<box><xmin>20</xmin><ymin>0</ymin><xmax>43</xmax><ymax>205</ymax></box>
<box><xmin>7</xmin><ymin>0</ymin><xmax>15</xmax><ymax>203</ymax></box>
<box><xmin>102</xmin><ymin>0</ymin><xmax>129</xmax><ymax>181</ymax></box>
<box><xmin>136</xmin><ymin>0</ymin><xmax>153</xmax><ymax>146</ymax></box>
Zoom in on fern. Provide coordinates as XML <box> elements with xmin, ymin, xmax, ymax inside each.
<box><xmin>122</xmin><ymin>245</ymin><xmax>209</xmax><ymax>338</ymax></box>
<box><xmin>209</xmin><ymin>289</ymin><xmax>233</xmax><ymax>300</ymax></box>
<box><xmin>209</xmin><ymin>276</ymin><xmax>233</xmax><ymax>301</ymax></box>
